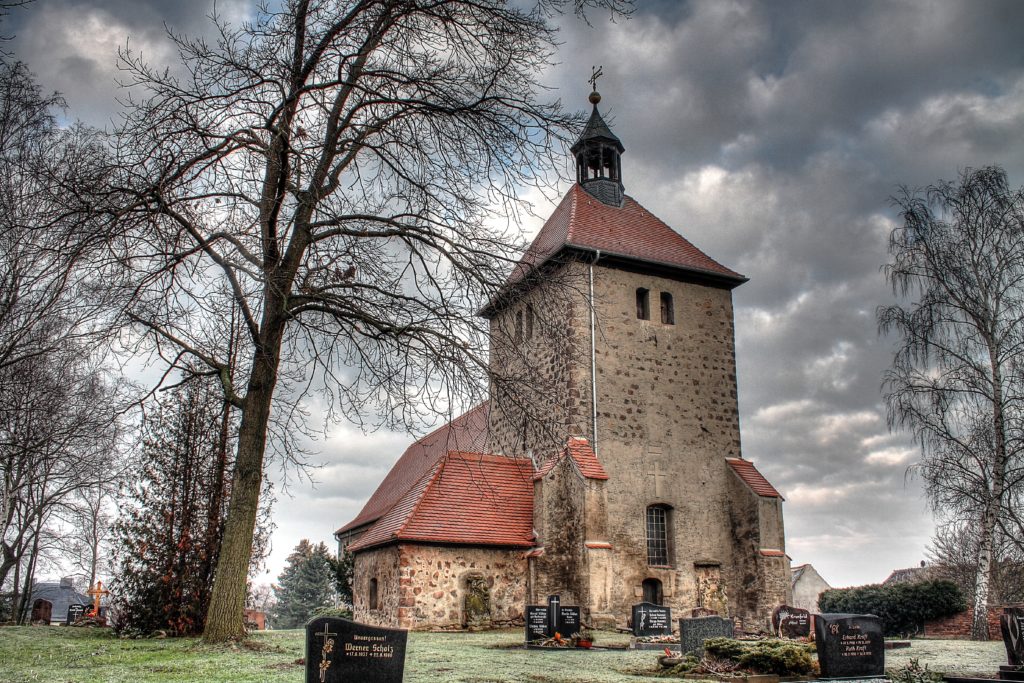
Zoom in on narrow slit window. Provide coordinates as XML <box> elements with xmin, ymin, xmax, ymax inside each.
<box><xmin>636</xmin><ymin>288</ymin><xmax>650</xmax><ymax>320</ymax></box>
<box><xmin>515</xmin><ymin>310</ymin><xmax>523</xmax><ymax>341</ymax></box>
<box><xmin>369</xmin><ymin>578</ymin><xmax>379</xmax><ymax>610</ymax></box>
<box><xmin>660</xmin><ymin>292</ymin><xmax>674</xmax><ymax>325</ymax></box>
<box><xmin>525</xmin><ymin>304</ymin><xmax>534</xmax><ymax>340</ymax></box>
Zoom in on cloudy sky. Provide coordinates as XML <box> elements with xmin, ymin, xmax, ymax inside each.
<box><xmin>8</xmin><ymin>0</ymin><xmax>1024</xmax><ymax>590</ymax></box>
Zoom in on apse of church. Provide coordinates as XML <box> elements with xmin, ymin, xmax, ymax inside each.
<box><xmin>336</xmin><ymin>82</ymin><xmax>791</xmax><ymax>632</ymax></box>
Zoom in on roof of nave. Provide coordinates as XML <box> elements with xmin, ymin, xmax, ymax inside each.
<box><xmin>336</xmin><ymin>402</ymin><xmax>490</xmax><ymax>537</ymax></box>
<box><xmin>346</xmin><ymin>451</ymin><xmax>535</xmax><ymax>552</ymax></box>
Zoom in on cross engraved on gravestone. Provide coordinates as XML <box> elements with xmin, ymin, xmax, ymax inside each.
<box><xmin>67</xmin><ymin>603</ymin><xmax>87</xmax><ymax>624</ymax></box>
<box><xmin>632</xmin><ymin>602</ymin><xmax>672</xmax><ymax>637</ymax></box>
<box><xmin>1003</xmin><ymin>607</ymin><xmax>1024</xmax><ymax>666</ymax></box>
<box><xmin>814</xmin><ymin>613</ymin><xmax>885</xmax><ymax>680</ymax></box>
<box><xmin>305</xmin><ymin>616</ymin><xmax>407</xmax><ymax>683</ymax></box>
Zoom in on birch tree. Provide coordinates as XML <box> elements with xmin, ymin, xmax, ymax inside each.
<box><xmin>879</xmin><ymin>166</ymin><xmax>1024</xmax><ymax>639</ymax></box>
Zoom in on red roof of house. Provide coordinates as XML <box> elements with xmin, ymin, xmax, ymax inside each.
<box><xmin>509</xmin><ymin>184</ymin><xmax>745</xmax><ymax>287</ymax></box>
<box><xmin>533</xmin><ymin>437</ymin><xmax>609</xmax><ymax>481</ymax></box>
<box><xmin>336</xmin><ymin>403</ymin><xmax>489</xmax><ymax>536</ymax></box>
<box><xmin>726</xmin><ymin>458</ymin><xmax>783</xmax><ymax>499</ymax></box>
<box><xmin>347</xmin><ymin>452</ymin><xmax>535</xmax><ymax>552</ymax></box>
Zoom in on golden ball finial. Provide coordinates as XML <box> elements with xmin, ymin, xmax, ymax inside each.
<box><xmin>589</xmin><ymin>90</ymin><xmax>601</xmax><ymax>105</ymax></box>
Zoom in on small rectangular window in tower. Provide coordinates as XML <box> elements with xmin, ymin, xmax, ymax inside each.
<box><xmin>636</xmin><ymin>288</ymin><xmax>650</xmax><ymax>320</ymax></box>
<box><xmin>646</xmin><ymin>505</ymin><xmax>671</xmax><ymax>566</ymax></box>
<box><xmin>660</xmin><ymin>292</ymin><xmax>674</xmax><ymax>325</ymax></box>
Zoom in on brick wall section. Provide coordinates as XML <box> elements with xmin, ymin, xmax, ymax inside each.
<box><xmin>923</xmin><ymin>606</ymin><xmax>1005</xmax><ymax>639</ymax></box>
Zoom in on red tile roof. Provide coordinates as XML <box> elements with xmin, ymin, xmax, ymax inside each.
<box><xmin>585</xmin><ymin>541</ymin><xmax>613</xmax><ymax>549</ymax></box>
<box><xmin>533</xmin><ymin>437</ymin><xmax>609</xmax><ymax>481</ymax></box>
<box><xmin>510</xmin><ymin>184</ymin><xmax>745</xmax><ymax>287</ymax></box>
<box><xmin>336</xmin><ymin>403</ymin><xmax>489</xmax><ymax>536</ymax></box>
<box><xmin>726</xmin><ymin>458</ymin><xmax>783</xmax><ymax>499</ymax></box>
<box><xmin>347</xmin><ymin>452</ymin><xmax>535</xmax><ymax>552</ymax></box>
<box><xmin>759</xmin><ymin>549</ymin><xmax>787</xmax><ymax>558</ymax></box>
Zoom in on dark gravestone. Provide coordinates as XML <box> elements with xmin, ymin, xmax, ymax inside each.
<box><xmin>525</xmin><ymin>605</ymin><xmax>549</xmax><ymax>642</ymax></box>
<box><xmin>30</xmin><ymin>599</ymin><xmax>52</xmax><ymax>625</ymax></box>
<box><xmin>679</xmin><ymin>616</ymin><xmax>734</xmax><ymax>657</ymax></box>
<box><xmin>558</xmin><ymin>605</ymin><xmax>582</xmax><ymax>636</ymax></box>
<box><xmin>771</xmin><ymin>604</ymin><xmax>811</xmax><ymax>639</ymax></box>
<box><xmin>632</xmin><ymin>602</ymin><xmax>673</xmax><ymax>637</ymax></box>
<box><xmin>814</xmin><ymin>613</ymin><xmax>885</xmax><ymax>679</ymax></box>
<box><xmin>305</xmin><ymin>616</ymin><xmax>407</xmax><ymax>683</ymax></box>
<box><xmin>1003</xmin><ymin>607</ymin><xmax>1024</xmax><ymax>666</ymax></box>
<box><xmin>67</xmin><ymin>604</ymin><xmax>87</xmax><ymax>624</ymax></box>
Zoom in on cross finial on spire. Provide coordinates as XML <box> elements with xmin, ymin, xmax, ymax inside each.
<box><xmin>588</xmin><ymin>65</ymin><xmax>603</xmax><ymax>93</ymax></box>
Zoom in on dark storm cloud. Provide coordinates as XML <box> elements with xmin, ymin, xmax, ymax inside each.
<box><xmin>12</xmin><ymin>0</ymin><xmax>1024</xmax><ymax>585</ymax></box>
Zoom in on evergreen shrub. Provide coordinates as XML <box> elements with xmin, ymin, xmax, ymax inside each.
<box><xmin>817</xmin><ymin>579</ymin><xmax>966</xmax><ymax>637</ymax></box>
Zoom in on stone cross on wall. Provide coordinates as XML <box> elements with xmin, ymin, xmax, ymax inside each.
<box><xmin>647</xmin><ymin>461</ymin><xmax>667</xmax><ymax>497</ymax></box>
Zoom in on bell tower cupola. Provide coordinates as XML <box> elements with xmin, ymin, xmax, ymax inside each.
<box><xmin>572</xmin><ymin>67</ymin><xmax>625</xmax><ymax>206</ymax></box>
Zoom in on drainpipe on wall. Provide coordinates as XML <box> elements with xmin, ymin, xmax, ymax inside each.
<box><xmin>589</xmin><ymin>250</ymin><xmax>600</xmax><ymax>452</ymax></box>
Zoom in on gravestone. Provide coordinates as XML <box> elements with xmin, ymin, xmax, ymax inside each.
<box><xmin>525</xmin><ymin>605</ymin><xmax>549</xmax><ymax>642</ymax></box>
<box><xmin>771</xmin><ymin>604</ymin><xmax>811</xmax><ymax>639</ymax></box>
<box><xmin>814</xmin><ymin>613</ymin><xmax>885</xmax><ymax>679</ymax></box>
<box><xmin>524</xmin><ymin>595</ymin><xmax>584</xmax><ymax>645</ymax></box>
<box><xmin>67</xmin><ymin>603</ymin><xmax>87</xmax><ymax>624</ymax></box>
<box><xmin>30</xmin><ymin>598</ymin><xmax>52</xmax><ymax>625</ymax></box>
<box><xmin>1003</xmin><ymin>607</ymin><xmax>1024</xmax><ymax>667</ymax></box>
<box><xmin>679</xmin><ymin>616</ymin><xmax>733</xmax><ymax>657</ymax></box>
<box><xmin>632</xmin><ymin>602</ymin><xmax>673</xmax><ymax>637</ymax></box>
<box><xmin>463</xmin><ymin>574</ymin><xmax>490</xmax><ymax>628</ymax></box>
<box><xmin>305</xmin><ymin>616</ymin><xmax>407</xmax><ymax>683</ymax></box>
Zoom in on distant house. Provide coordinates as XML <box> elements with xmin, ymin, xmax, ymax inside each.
<box><xmin>791</xmin><ymin>564</ymin><xmax>831</xmax><ymax>613</ymax></box>
<box><xmin>28</xmin><ymin>577</ymin><xmax>90</xmax><ymax>625</ymax></box>
<box><xmin>883</xmin><ymin>563</ymin><xmax>936</xmax><ymax>586</ymax></box>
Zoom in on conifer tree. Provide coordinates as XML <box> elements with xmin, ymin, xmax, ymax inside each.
<box><xmin>271</xmin><ymin>540</ymin><xmax>338</xmax><ymax>629</ymax></box>
<box><xmin>111</xmin><ymin>378</ymin><xmax>271</xmax><ymax>635</ymax></box>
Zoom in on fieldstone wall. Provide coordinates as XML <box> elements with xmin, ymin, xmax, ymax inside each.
<box><xmin>393</xmin><ymin>544</ymin><xmax>528</xmax><ymax>630</ymax></box>
<box><xmin>352</xmin><ymin>545</ymin><xmax>402</xmax><ymax>627</ymax></box>
<box><xmin>487</xmin><ymin>261</ymin><xmax>590</xmax><ymax>459</ymax></box>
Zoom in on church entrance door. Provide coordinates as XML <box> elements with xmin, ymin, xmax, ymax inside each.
<box><xmin>642</xmin><ymin>578</ymin><xmax>663</xmax><ymax>605</ymax></box>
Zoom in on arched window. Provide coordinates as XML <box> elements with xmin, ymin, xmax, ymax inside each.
<box><xmin>642</xmin><ymin>578</ymin><xmax>664</xmax><ymax>605</ymax></box>
<box><xmin>636</xmin><ymin>288</ymin><xmax>650</xmax><ymax>320</ymax></box>
<box><xmin>369</xmin><ymin>578</ymin><xmax>379</xmax><ymax>610</ymax></box>
<box><xmin>660</xmin><ymin>292</ymin><xmax>674</xmax><ymax>325</ymax></box>
<box><xmin>515</xmin><ymin>310</ymin><xmax>523</xmax><ymax>341</ymax></box>
<box><xmin>525</xmin><ymin>304</ymin><xmax>534</xmax><ymax>340</ymax></box>
<box><xmin>646</xmin><ymin>505</ymin><xmax>673</xmax><ymax>566</ymax></box>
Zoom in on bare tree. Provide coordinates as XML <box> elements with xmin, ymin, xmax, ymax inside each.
<box><xmin>927</xmin><ymin>518</ymin><xmax>1024</xmax><ymax>606</ymax></box>
<box><xmin>879</xmin><ymin>166</ymin><xmax>1024</xmax><ymax>639</ymax></box>
<box><xmin>101</xmin><ymin>0</ymin><xmax>628</xmax><ymax>641</ymax></box>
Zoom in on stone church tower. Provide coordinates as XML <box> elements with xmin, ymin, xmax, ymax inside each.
<box><xmin>336</xmin><ymin>89</ymin><xmax>790</xmax><ymax>631</ymax></box>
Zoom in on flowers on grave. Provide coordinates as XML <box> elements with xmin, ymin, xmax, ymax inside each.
<box><xmin>636</xmin><ymin>633</ymin><xmax>680</xmax><ymax>644</ymax></box>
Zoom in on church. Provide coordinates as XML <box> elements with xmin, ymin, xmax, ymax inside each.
<box><xmin>335</xmin><ymin>86</ymin><xmax>791</xmax><ymax>632</ymax></box>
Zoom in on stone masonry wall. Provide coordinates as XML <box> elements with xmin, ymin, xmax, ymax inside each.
<box><xmin>352</xmin><ymin>545</ymin><xmax>402</xmax><ymax>627</ymax></box>
<box><xmin>589</xmin><ymin>265</ymin><xmax>754</xmax><ymax>625</ymax></box>
<box><xmin>530</xmin><ymin>454</ymin><xmax>587</xmax><ymax>608</ymax></box>
<box><xmin>487</xmin><ymin>261</ymin><xmax>591</xmax><ymax>460</ymax></box>
<box><xmin>394</xmin><ymin>544</ymin><xmax>528</xmax><ymax>630</ymax></box>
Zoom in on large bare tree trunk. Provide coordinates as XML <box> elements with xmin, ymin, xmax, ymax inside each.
<box><xmin>203</xmin><ymin>322</ymin><xmax>283</xmax><ymax>642</ymax></box>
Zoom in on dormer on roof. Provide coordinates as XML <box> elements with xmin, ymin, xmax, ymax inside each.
<box><xmin>571</xmin><ymin>83</ymin><xmax>624</xmax><ymax>206</ymax></box>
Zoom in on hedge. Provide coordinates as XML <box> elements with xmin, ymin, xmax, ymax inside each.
<box><xmin>817</xmin><ymin>579</ymin><xmax>966</xmax><ymax>637</ymax></box>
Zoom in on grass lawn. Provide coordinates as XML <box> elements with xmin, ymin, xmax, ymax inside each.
<box><xmin>0</xmin><ymin>625</ymin><xmax>1009</xmax><ymax>683</ymax></box>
